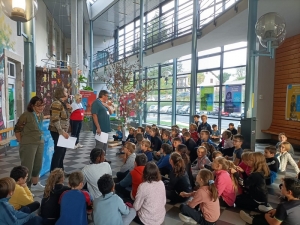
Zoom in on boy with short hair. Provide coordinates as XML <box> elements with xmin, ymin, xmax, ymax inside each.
<box><xmin>197</xmin><ymin>114</ymin><xmax>212</xmax><ymax>134</ymax></box>
<box><xmin>161</xmin><ymin>130</ymin><xmax>172</xmax><ymax>145</ymax></box>
<box><xmin>193</xmin><ymin>115</ymin><xmax>200</xmax><ymax>129</ymax></box>
<box><xmin>0</xmin><ymin>177</ymin><xmax>42</xmax><ymax>225</ymax></box>
<box><xmin>182</xmin><ymin>132</ymin><xmax>198</xmax><ymax>163</ymax></box>
<box><xmin>173</xmin><ymin>137</ymin><xmax>182</xmax><ymax>152</ymax></box>
<box><xmin>115</xmin><ymin>154</ymin><xmax>148</xmax><ymax>200</ymax></box>
<box><xmin>227</xmin><ymin>123</ymin><xmax>237</xmax><ymax>135</ymax></box>
<box><xmin>189</xmin><ymin>123</ymin><xmax>199</xmax><ymax>143</ymax></box>
<box><xmin>226</xmin><ymin>134</ymin><xmax>244</xmax><ymax>166</ymax></box>
<box><xmin>113</xmin><ymin>125</ymin><xmax>123</xmax><ymax>141</ymax></box>
<box><xmin>264</xmin><ymin>146</ymin><xmax>279</xmax><ymax>185</ymax></box>
<box><xmin>145</xmin><ymin>125</ymin><xmax>152</xmax><ymax>141</ymax></box>
<box><xmin>199</xmin><ymin>130</ymin><xmax>217</xmax><ymax>147</ymax></box>
<box><xmin>135</xmin><ymin>133</ymin><xmax>144</xmax><ymax>153</ymax></box>
<box><xmin>240</xmin><ymin>177</ymin><xmax>300</xmax><ymax>225</ymax></box>
<box><xmin>9</xmin><ymin>166</ymin><xmax>40</xmax><ymax>213</ymax></box>
<box><xmin>276</xmin><ymin>133</ymin><xmax>295</xmax><ymax>155</ymax></box>
<box><xmin>211</xmin><ymin>124</ymin><xmax>221</xmax><ymax>142</ymax></box>
<box><xmin>93</xmin><ymin>174</ymin><xmax>136</xmax><ymax>225</ymax></box>
<box><xmin>56</xmin><ymin>171</ymin><xmax>93</xmax><ymax>225</ymax></box>
<box><xmin>140</xmin><ymin>139</ymin><xmax>153</xmax><ymax>161</ymax></box>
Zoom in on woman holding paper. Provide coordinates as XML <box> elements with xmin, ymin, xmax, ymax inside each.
<box><xmin>70</xmin><ymin>94</ymin><xmax>84</xmax><ymax>149</ymax></box>
<box><xmin>14</xmin><ymin>96</ymin><xmax>46</xmax><ymax>191</ymax></box>
<box><xmin>49</xmin><ymin>87</ymin><xmax>72</xmax><ymax>175</ymax></box>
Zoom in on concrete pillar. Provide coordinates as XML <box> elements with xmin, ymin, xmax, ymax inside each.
<box><xmin>71</xmin><ymin>0</ymin><xmax>78</xmax><ymax>94</ymax></box>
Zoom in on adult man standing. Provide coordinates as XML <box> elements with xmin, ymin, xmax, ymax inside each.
<box><xmin>91</xmin><ymin>90</ymin><xmax>113</xmax><ymax>151</ymax></box>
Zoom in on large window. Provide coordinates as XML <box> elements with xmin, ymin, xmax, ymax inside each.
<box><xmin>143</xmin><ymin>41</ymin><xmax>247</xmax><ymax>132</ymax></box>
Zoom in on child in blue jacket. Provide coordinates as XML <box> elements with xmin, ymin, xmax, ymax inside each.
<box><xmin>157</xmin><ymin>143</ymin><xmax>173</xmax><ymax>176</ymax></box>
<box><xmin>0</xmin><ymin>177</ymin><xmax>42</xmax><ymax>225</ymax></box>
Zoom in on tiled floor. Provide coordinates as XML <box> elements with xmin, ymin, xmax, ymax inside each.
<box><xmin>0</xmin><ymin>131</ymin><xmax>299</xmax><ymax>225</ymax></box>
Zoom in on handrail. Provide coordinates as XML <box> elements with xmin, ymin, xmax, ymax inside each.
<box><xmin>92</xmin><ymin>0</ymin><xmax>242</xmax><ymax>70</ymax></box>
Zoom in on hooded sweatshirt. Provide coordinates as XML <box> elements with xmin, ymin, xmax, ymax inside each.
<box><xmin>130</xmin><ymin>166</ymin><xmax>145</xmax><ymax>198</ymax></box>
<box><xmin>40</xmin><ymin>184</ymin><xmax>70</xmax><ymax>219</ymax></box>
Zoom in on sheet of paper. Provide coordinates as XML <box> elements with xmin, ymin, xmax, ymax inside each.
<box><xmin>95</xmin><ymin>132</ymin><xmax>109</xmax><ymax>143</ymax></box>
<box><xmin>57</xmin><ymin>135</ymin><xmax>77</xmax><ymax>149</ymax></box>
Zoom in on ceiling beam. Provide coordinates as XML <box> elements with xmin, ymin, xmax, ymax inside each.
<box><xmin>90</xmin><ymin>0</ymin><xmax>118</xmax><ymax>21</ymax></box>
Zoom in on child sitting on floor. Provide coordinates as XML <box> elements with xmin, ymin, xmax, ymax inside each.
<box><xmin>179</xmin><ymin>169</ymin><xmax>220</xmax><ymax>224</ymax></box>
<box><xmin>9</xmin><ymin>166</ymin><xmax>40</xmax><ymax>213</ymax></box>
<box><xmin>0</xmin><ymin>177</ymin><xmax>43</xmax><ymax>225</ymax></box>
<box><xmin>140</xmin><ymin>139</ymin><xmax>153</xmax><ymax>161</ymax></box>
<box><xmin>117</xmin><ymin>142</ymin><xmax>137</xmax><ymax>181</ymax></box>
<box><xmin>278</xmin><ymin>141</ymin><xmax>299</xmax><ymax>174</ymax></box>
<box><xmin>263</xmin><ymin>146</ymin><xmax>279</xmax><ymax>185</ymax></box>
<box><xmin>182</xmin><ymin>132</ymin><xmax>198</xmax><ymax>163</ymax></box>
<box><xmin>150</xmin><ymin>127</ymin><xmax>162</xmax><ymax>152</ymax></box>
<box><xmin>113</xmin><ymin>125</ymin><xmax>123</xmax><ymax>141</ymax></box>
<box><xmin>40</xmin><ymin>168</ymin><xmax>70</xmax><ymax>225</ymax></box>
<box><xmin>227</xmin><ymin>123</ymin><xmax>238</xmax><ymax>135</ymax></box>
<box><xmin>240</xmin><ymin>177</ymin><xmax>300</xmax><ymax>225</ymax></box>
<box><xmin>276</xmin><ymin>133</ymin><xmax>294</xmax><ymax>155</ymax></box>
<box><xmin>156</xmin><ymin>143</ymin><xmax>173</xmax><ymax>176</ymax></box>
<box><xmin>93</xmin><ymin>174</ymin><xmax>136</xmax><ymax>225</ymax></box>
<box><xmin>135</xmin><ymin>133</ymin><xmax>144</xmax><ymax>153</ymax></box>
<box><xmin>191</xmin><ymin>146</ymin><xmax>211</xmax><ymax>178</ymax></box>
<box><xmin>56</xmin><ymin>172</ymin><xmax>93</xmax><ymax>225</ymax></box>
<box><xmin>211</xmin><ymin>124</ymin><xmax>221</xmax><ymax>143</ymax></box>
<box><xmin>189</xmin><ymin>123</ymin><xmax>199</xmax><ymax>143</ymax></box>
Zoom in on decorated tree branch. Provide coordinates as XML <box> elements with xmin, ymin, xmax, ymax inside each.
<box><xmin>102</xmin><ymin>55</ymin><xmax>156</xmax><ymax>127</ymax></box>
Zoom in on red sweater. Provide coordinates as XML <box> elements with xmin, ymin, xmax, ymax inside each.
<box><xmin>70</xmin><ymin>109</ymin><xmax>84</xmax><ymax>121</ymax></box>
<box><xmin>190</xmin><ymin>131</ymin><xmax>199</xmax><ymax>143</ymax></box>
<box><xmin>130</xmin><ymin>166</ymin><xmax>145</xmax><ymax>198</ymax></box>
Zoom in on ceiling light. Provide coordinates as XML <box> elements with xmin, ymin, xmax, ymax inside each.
<box><xmin>1</xmin><ymin>0</ymin><xmax>38</xmax><ymax>22</ymax></box>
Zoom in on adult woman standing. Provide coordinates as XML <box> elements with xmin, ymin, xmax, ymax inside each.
<box><xmin>48</xmin><ymin>87</ymin><xmax>72</xmax><ymax>174</ymax></box>
<box><xmin>14</xmin><ymin>96</ymin><xmax>45</xmax><ymax>191</ymax></box>
<box><xmin>70</xmin><ymin>94</ymin><xmax>84</xmax><ymax>148</ymax></box>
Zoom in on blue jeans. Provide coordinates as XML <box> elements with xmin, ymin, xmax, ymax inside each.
<box><xmin>70</xmin><ymin>120</ymin><xmax>82</xmax><ymax>145</ymax></box>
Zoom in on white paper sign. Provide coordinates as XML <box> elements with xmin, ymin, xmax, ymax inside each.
<box><xmin>95</xmin><ymin>132</ymin><xmax>109</xmax><ymax>143</ymax></box>
<box><xmin>57</xmin><ymin>135</ymin><xmax>77</xmax><ymax>149</ymax></box>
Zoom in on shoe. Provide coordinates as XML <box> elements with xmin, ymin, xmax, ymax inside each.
<box><xmin>30</xmin><ymin>182</ymin><xmax>45</xmax><ymax>192</ymax></box>
<box><xmin>76</xmin><ymin>143</ymin><xmax>83</xmax><ymax>148</ymax></box>
<box><xmin>178</xmin><ymin>213</ymin><xmax>197</xmax><ymax>224</ymax></box>
<box><xmin>240</xmin><ymin>210</ymin><xmax>253</xmax><ymax>224</ymax></box>
<box><xmin>258</xmin><ymin>203</ymin><xmax>273</xmax><ymax>212</ymax></box>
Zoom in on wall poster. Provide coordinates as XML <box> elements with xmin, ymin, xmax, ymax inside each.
<box><xmin>79</xmin><ymin>90</ymin><xmax>97</xmax><ymax>116</ymax></box>
<box><xmin>224</xmin><ymin>85</ymin><xmax>242</xmax><ymax>113</ymax></box>
<box><xmin>286</xmin><ymin>84</ymin><xmax>300</xmax><ymax>121</ymax></box>
<box><xmin>200</xmin><ymin>87</ymin><xmax>214</xmax><ymax>111</ymax></box>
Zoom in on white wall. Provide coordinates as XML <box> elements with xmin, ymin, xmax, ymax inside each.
<box><xmin>255</xmin><ymin>56</ymin><xmax>275</xmax><ymax>139</ymax></box>
<box><xmin>35</xmin><ymin>0</ymin><xmax>48</xmax><ymax>67</ymax></box>
<box><xmin>93</xmin><ymin>35</ymin><xmax>114</xmax><ymax>53</ymax></box>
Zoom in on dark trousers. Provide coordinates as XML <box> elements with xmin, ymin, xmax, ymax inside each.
<box><xmin>219</xmin><ymin>197</ymin><xmax>231</xmax><ymax>208</ymax></box>
<box><xmin>180</xmin><ymin>204</ymin><xmax>216</xmax><ymax>225</ymax></box>
<box><xmin>24</xmin><ymin>216</ymin><xmax>43</xmax><ymax>225</ymax></box>
<box><xmin>166</xmin><ymin>189</ymin><xmax>188</xmax><ymax>204</ymax></box>
<box><xmin>235</xmin><ymin>193</ymin><xmax>260</xmax><ymax>211</ymax></box>
<box><xmin>70</xmin><ymin>120</ymin><xmax>82</xmax><ymax>145</ymax></box>
<box><xmin>19</xmin><ymin>201</ymin><xmax>40</xmax><ymax>213</ymax></box>
<box><xmin>252</xmin><ymin>214</ymin><xmax>269</xmax><ymax>225</ymax></box>
<box><xmin>115</xmin><ymin>183</ymin><xmax>131</xmax><ymax>199</ymax></box>
<box><xmin>159</xmin><ymin>167</ymin><xmax>170</xmax><ymax>176</ymax></box>
<box><xmin>133</xmin><ymin>216</ymin><xmax>145</xmax><ymax>225</ymax></box>
<box><xmin>113</xmin><ymin>135</ymin><xmax>122</xmax><ymax>141</ymax></box>
<box><xmin>50</xmin><ymin>131</ymin><xmax>67</xmax><ymax>172</ymax></box>
<box><xmin>116</xmin><ymin>170</ymin><xmax>129</xmax><ymax>182</ymax></box>
<box><xmin>41</xmin><ymin>218</ymin><xmax>57</xmax><ymax>225</ymax></box>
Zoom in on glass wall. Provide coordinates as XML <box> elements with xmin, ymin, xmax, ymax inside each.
<box><xmin>143</xmin><ymin>41</ymin><xmax>247</xmax><ymax>132</ymax></box>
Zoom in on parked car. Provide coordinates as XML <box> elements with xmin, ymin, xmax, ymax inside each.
<box><xmin>229</xmin><ymin>112</ymin><xmax>243</xmax><ymax>117</ymax></box>
<box><xmin>148</xmin><ymin>105</ymin><xmax>158</xmax><ymax>112</ymax></box>
<box><xmin>178</xmin><ymin>105</ymin><xmax>190</xmax><ymax>114</ymax></box>
<box><xmin>147</xmin><ymin>96</ymin><xmax>155</xmax><ymax>101</ymax></box>
<box><xmin>221</xmin><ymin>111</ymin><xmax>230</xmax><ymax>117</ymax></box>
<box><xmin>161</xmin><ymin>106</ymin><xmax>171</xmax><ymax>113</ymax></box>
<box><xmin>178</xmin><ymin>92</ymin><xmax>190</xmax><ymax>97</ymax></box>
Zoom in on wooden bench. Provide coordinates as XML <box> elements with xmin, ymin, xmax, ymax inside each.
<box><xmin>0</xmin><ymin>127</ymin><xmax>16</xmax><ymax>156</ymax></box>
<box><xmin>262</xmin><ymin>125</ymin><xmax>300</xmax><ymax>146</ymax></box>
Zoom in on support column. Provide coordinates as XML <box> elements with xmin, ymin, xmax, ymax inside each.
<box><xmin>189</xmin><ymin>0</ymin><xmax>198</xmax><ymax>123</ymax></box>
<box><xmin>89</xmin><ymin>20</ymin><xmax>94</xmax><ymax>89</ymax></box>
<box><xmin>78</xmin><ymin>0</ymin><xmax>84</xmax><ymax>78</ymax></box>
<box><xmin>138</xmin><ymin>0</ymin><xmax>144</xmax><ymax>126</ymax></box>
<box><xmin>24</xmin><ymin>19</ymin><xmax>36</xmax><ymax>104</ymax></box>
<box><xmin>71</xmin><ymin>0</ymin><xmax>78</xmax><ymax>95</ymax></box>
<box><xmin>171</xmin><ymin>59</ymin><xmax>177</xmax><ymax>125</ymax></box>
<box><xmin>174</xmin><ymin>0</ymin><xmax>179</xmax><ymax>38</ymax></box>
<box><xmin>241</xmin><ymin>0</ymin><xmax>258</xmax><ymax>149</ymax></box>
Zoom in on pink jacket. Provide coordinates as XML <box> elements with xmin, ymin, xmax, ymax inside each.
<box><xmin>215</xmin><ymin>170</ymin><xmax>236</xmax><ymax>206</ymax></box>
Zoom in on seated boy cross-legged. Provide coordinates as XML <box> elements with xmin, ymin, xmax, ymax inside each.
<box><xmin>240</xmin><ymin>177</ymin><xmax>300</xmax><ymax>225</ymax></box>
<box><xmin>93</xmin><ymin>174</ymin><xmax>136</xmax><ymax>225</ymax></box>
<box><xmin>9</xmin><ymin>166</ymin><xmax>40</xmax><ymax>213</ymax></box>
<box><xmin>56</xmin><ymin>171</ymin><xmax>93</xmax><ymax>225</ymax></box>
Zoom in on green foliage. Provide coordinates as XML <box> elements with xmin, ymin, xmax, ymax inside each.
<box><xmin>78</xmin><ymin>75</ymin><xmax>87</xmax><ymax>83</ymax></box>
<box><xmin>83</xmin><ymin>86</ymin><xmax>93</xmax><ymax>91</ymax></box>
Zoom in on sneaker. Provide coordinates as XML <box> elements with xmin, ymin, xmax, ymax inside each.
<box><xmin>240</xmin><ymin>210</ymin><xmax>253</xmax><ymax>224</ymax></box>
<box><xmin>178</xmin><ymin>213</ymin><xmax>197</xmax><ymax>224</ymax></box>
<box><xmin>30</xmin><ymin>182</ymin><xmax>45</xmax><ymax>192</ymax></box>
<box><xmin>258</xmin><ymin>203</ymin><xmax>273</xmax><ymax>212</ymax></box>
<box><xmin>76</xmin><ymin>143</ymin><xmax>83</xmax><ymax>148</ymax></box>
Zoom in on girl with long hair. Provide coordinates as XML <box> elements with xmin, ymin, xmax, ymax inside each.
<box><xmin>165</xmin><ymin>152</ymin><xmax>192</xmax><ymax>204</ymax></box>
<box><xmin>40</xmin><ymin>168</ymin><xmax>70</xmax><ymax>225</ymax></box>
<box><xmin>211</xmin><ymin>157</ymin><xmax>237</xmax><ymax>207</ymax></box>
<box><xmin>179</xmin><ymin>169</ymin><xmax>220</xmax><ymax>225</ymax></box>
<box><xmin>177</xmin><ymin>144</ymin><xmax>195</xmax><ymax>188</ymax></box>
<box><xmin>235</xmin><ymin>152</ymin><xmax>271</xmax><ymax>212</ymax></box>
<box><xmin>117</xmin><ymin>142</ymin><xmax>136</xmax><ymax>181</ymax></box>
